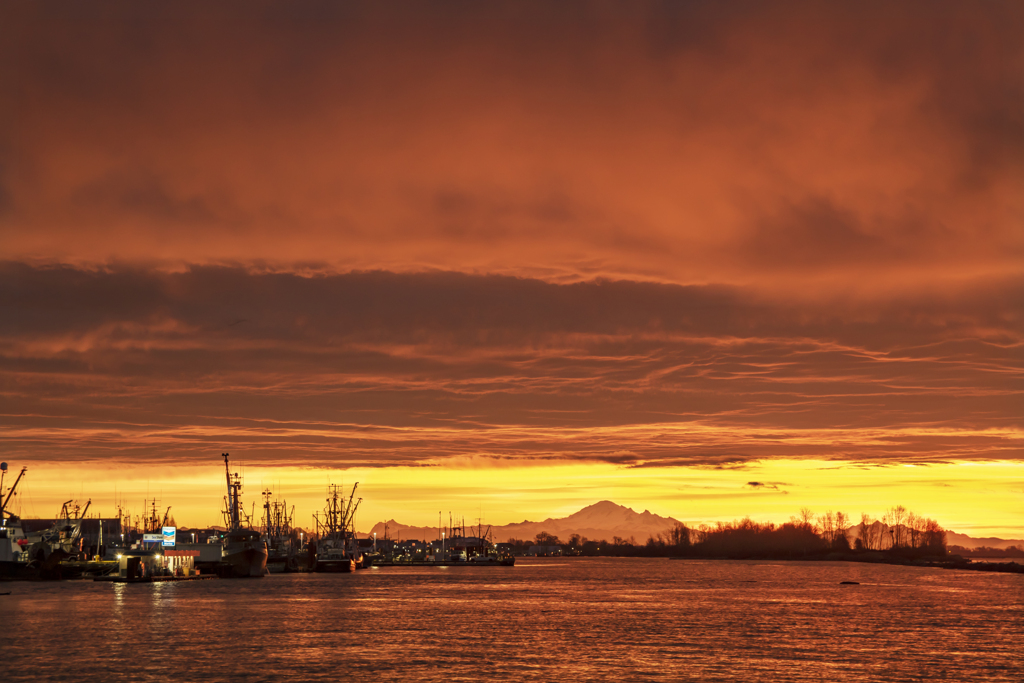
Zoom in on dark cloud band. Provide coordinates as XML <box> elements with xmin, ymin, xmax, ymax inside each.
<box><xmin>1</xmin><ymin>264</ymin><xmax>1019</xmax><ymax>467</ymax></box>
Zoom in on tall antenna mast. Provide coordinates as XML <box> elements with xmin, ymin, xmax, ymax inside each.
<box><xmin>222</xmin><ymin>453</ymin><xmax>241</xmax><ymax>530</ymax></box>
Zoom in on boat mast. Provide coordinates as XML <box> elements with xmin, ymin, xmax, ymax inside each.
<box><xmin>223</xmin><ymin>453</ymin><xmax>240</xmax><ymax>530</ymax></box>
<box><xmin>329</xmin><ymin>484</ymin><xmax>340</xmax><ymax>541</ymax></box>
<box><xmin>262</xmin><ymin>488</ymin><xmax>272</xmax><ymax>536</ymax></box>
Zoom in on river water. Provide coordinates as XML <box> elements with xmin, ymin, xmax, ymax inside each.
<box><xmin>2</xmin><ymin>558</ymin><xmax>1022</xmax><ymax>681</ymax></box>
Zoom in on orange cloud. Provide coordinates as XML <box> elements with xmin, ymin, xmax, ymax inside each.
<box><xmin>2</xmin><ymin>265</ymin><xmax>1020</xmax><ymax>468</ymax></box>
<box><xmin>1</xmin><ymin>2</ymin><xmax>1020</xmax><ymax>294</ymax></box>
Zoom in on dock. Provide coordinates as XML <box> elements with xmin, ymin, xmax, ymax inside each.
<box><xmin>94</xmin><ymin>574</ymin><xmax>217</xmax><ymax>583</ymax></box>
<box><xmin>371</xmin><ymin>560</ymin><xmax>514</xmax><ymax>567</ymax></box>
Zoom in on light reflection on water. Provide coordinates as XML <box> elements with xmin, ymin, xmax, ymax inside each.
<box><xmin>2</xmin><ymin>559</ymin><xmax>1023</xmax><ymax>681</ymax></box>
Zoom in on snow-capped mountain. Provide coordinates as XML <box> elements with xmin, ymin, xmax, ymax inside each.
<box><xmin>366</xmin><ymin>500</ymin><xmax>682</xmax><ymax>544</ymax></box>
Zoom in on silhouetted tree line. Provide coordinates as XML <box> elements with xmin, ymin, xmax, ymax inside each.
<box><xmin>513</xmin><ymin>506</ymin><xmax>948</xmax><ymax>560</ymax></box>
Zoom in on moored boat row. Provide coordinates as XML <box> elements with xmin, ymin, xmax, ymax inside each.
<box><xmin>1</xmin><ymin>455</ymin><xmax>515</xmax><ymax>582</ymax></box>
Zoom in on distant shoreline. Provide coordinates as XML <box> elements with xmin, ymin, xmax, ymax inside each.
<box><xmin>660</xmin><ymin>553</ymin><xmax>1024</xmax><ymax>575</ymax></box>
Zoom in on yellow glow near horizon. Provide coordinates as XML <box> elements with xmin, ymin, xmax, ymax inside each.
<box><xmin>5</xmin><ymin>459</ymin><xmax>1022</xmax><ymax>539</ymax></box>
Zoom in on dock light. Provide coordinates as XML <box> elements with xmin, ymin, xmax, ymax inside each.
<box><xmin>115</xmin><ymin>553</ymin><xmax>122</xmax><ymax>559</ymax></box>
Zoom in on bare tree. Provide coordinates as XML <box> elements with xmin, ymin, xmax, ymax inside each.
<box><xmin>818</xmin><ymin>511</ymin><xmax>836</xmax><ymax>545</ymax></box>
<box><xmin>883</xmin><ymin>505</ymin><xmax>908</xmax><ymax>548</ymax></box>
<box><xmin>833</xmin><ymin>511</ymin><xmax>850</xmax><ymax>549</ymax></box>
<box><xmin>858</xmin><ymin>513</ymin><xmax>885</xmax><ymax>550</ymax></box>
<box><xmin>669</xmin><ymin>522</ymin><xmax>691</xmax><ymax>549</ymax></box>
<box><xmin>856</xmin><ymin>513</ymin><xmax>871</xmax><ymax>550</ymax></box>
<box><xmin>923</xmin><ymin>518</ymin><xmax>947</xmax><ymax>555</ymax></box>
<box><xmin>799</xmin><ymin>507</ymin><xmax>815</xmax><ymax>531</ymax></box>
<box><xmin>906</xmin><ymin>512</ymin><xmax>921</xmax><ymax>549</ymax></box>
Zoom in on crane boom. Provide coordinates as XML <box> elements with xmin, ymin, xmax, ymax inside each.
<box><xmin>344</xmin><ymin>483</ymin><xmax>359</xmax><ymax>530</ymax></box>
<box><xmin>1</xmin><ymin>466</ymin><xmax>27</xmax><ymax>515</ymax></box>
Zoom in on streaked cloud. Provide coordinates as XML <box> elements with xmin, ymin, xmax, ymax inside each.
<box><xmin>2</xmin><ymin>264</ymin><xmax>1019</xmax><ymax>467</ymax></box>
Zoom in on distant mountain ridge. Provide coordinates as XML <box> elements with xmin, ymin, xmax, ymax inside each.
<box><xmin>365</xmin><ymin>501</ymin><xmax>1023</xmax><ymax>549</ymax></box>
<box><xmin>366</xmin><ymin>500</ymin><xmax>681</xmax><ymax>544</ymax></box>
<box><xmin>945</xmin><ymin>530</ymin><xmax>1024</xmax><ymax>550</ymax></box>
<box><xmin>844</xmin><ymin>521</ymin><xmax>1024</xmax><ymax>550</ymax></box>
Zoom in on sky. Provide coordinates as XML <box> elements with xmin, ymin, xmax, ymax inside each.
<box><xmin>1</xmin><ymin>1</ymin><xmax>1022</xmax><ymax>536</ymax></box>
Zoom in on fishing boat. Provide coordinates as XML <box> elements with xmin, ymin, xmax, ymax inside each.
<box><xmin>0</xmin><ymin>467</ymin><xmax>96</xmax><ymax>580</ymax></box>
<box><xmin>0</xmin><ymin>463</ymin><xmax>33</xmax><ymax>579</ymax></box>
<box><xmin>220</xmin><ymin>454</ymin><xmax>268</xmax><ymax>578</ymax></box>
<box><xmin>223</xmin><ymin>527</ymin><xmax>268</xmax><ymax>577</ymax></box>
<box><xmin>261</xmin><ymin>489</ymin><xmax>300</xmax><ymax>573</ymax></box>
<box><xmin>313</xmin><ymin>483</ymin><xmax>361</xmax><ymax>573</ymax></box>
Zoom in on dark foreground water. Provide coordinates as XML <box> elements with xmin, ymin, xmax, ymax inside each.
<box><xmin>2</xmin><ymin>559</ymin><xmax>1022</xmax><ymax>681</ymax></box>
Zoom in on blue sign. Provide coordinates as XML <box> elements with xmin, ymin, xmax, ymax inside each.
<box><xmin>161</xmin><ymin>526</ymin><xmax>176</xmax><ymax>547</ymax></box>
